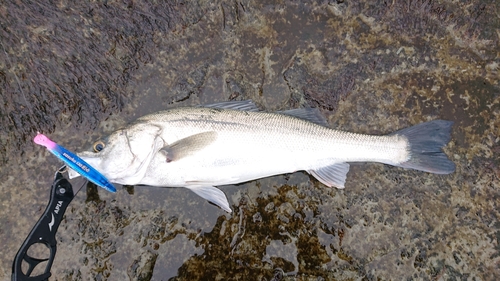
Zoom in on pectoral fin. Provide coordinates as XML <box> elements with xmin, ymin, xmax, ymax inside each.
<box><xmin>185</xmin><ymin>185</ymin><xmax>232</xmax><ymax>213</ymax></box>
<box><xmin>309</xmin><ymin>162</ymin><xmax>350</xmax><ymax>189</ymax></box>
<box><xmin>161</xmin><ymin>131</ymin><xmax>218</xmax><ymax>162</ymax></box>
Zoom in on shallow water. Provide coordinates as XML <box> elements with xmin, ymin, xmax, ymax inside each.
<box><xmin>1</xmin><ymin>0</ymin><xmax>499</xmax><ymax>280</ymax></box>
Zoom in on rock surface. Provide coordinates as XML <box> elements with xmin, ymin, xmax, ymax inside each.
<box><xmin>1</xmin><ymin>0</ymin><xmax>499</xmax><ymax>280</ymax></box>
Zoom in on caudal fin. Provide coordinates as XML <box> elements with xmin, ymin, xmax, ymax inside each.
<box><xmin>392</xmin><ymin>120</ymin><xmax>455</xmax><ymax>174</ymax></box>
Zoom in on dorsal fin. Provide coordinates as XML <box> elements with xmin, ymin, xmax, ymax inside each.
<box><xmin>201</xmin><ymin>100</ymin><xmax>260</xmax><ymax>112</ymax></box>
<box><xmin>278</xmin><ymin>108</ymin><xmax>329</xmax><ymax>127</ymax></box>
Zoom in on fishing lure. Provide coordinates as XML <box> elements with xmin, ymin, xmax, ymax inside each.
<box><xmin>34</xmin><ymin>133</ymin><xmax>116</xmax><ymax>192</ymax></box>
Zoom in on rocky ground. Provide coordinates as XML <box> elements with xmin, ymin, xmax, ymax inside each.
<box><xmin>1</xmin><ymin>0</ymin><xmax>499</xmax><ymax>280</ymax></box>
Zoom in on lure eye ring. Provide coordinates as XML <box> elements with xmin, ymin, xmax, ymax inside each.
<box><xmin>93</xmin><ymin>141</ymin><xmax>105</xmax><ymax>152</ymax></box>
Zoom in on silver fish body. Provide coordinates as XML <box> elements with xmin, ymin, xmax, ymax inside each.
<box><xmin>71</xmin><ymin>101</ymin><xmax>455</xmax><ymax>212</ymax></box>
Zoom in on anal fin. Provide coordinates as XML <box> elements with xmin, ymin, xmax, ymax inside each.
<box><xmin>308</xmin><ymin>163</ymin><xmax>350</xmax><ymax>189</ymax></box>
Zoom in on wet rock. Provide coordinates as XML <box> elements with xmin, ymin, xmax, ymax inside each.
<box><xmin>1</xmin><ymin>0</ymin><xmax>499</xmax><ymax>280</ymax></box>
<box><xmin>0</xmin><ymin>0</ymin><xmax>213</xmax><ymax>163</ymax></box>
<box><xmin>127</xmin><ymin>250</ymin><xmax>158</xmax><ymax>281</ymax></box>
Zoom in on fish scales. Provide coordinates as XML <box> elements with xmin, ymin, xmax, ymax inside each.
<box><xmin>142</xmin><ymin>107</ymin><xmax>408</xmax><ymax>166</ymax></box>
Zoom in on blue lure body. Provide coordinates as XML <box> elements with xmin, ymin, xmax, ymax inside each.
<box><xmin>34</xmin><ymin>133</ymin><xmax>116</xmax><ymax>192</ymax></box>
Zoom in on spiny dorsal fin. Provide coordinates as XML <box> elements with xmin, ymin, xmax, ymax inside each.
<box><xmin>201</xmin><ymin>100</ymin><xmax>260</xmax><ymax>112</ymax></box>
<box><xmin>308</xmin><ymin>162</ymin><xmax>350</xmax><ymax>189</ymax></box>
<box><xmin>161</xmin><ymin>131</ymin><xmax>218</xmax><ymax>162</ymax></box>
<box><xmin>279</xmin><ymin>108</ymin><xmax>329</xmax><ymax>127</ymax></box>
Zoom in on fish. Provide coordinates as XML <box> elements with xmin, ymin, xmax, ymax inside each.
<box><xmin>69</xmin><ymin>100</ymin><xmax>455</xmax><ymax>213</ymax></box>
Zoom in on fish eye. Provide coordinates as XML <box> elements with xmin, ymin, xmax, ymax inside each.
<box><xmin>93</xmin><ymin>141</ymin><xmax>105</xmax><ymax>152</ymax></box>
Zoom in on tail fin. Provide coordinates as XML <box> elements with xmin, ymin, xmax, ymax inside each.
<box><xmin>392</xmin><ymin>120</ymin><xmax>455</xmax><ymax>174</ymax></box>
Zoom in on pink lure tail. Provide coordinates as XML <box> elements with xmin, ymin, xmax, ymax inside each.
<box><xmin>34</xmin><ymin>133</ymin><xmax>57</xmax><ymax>149</ymax></box>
